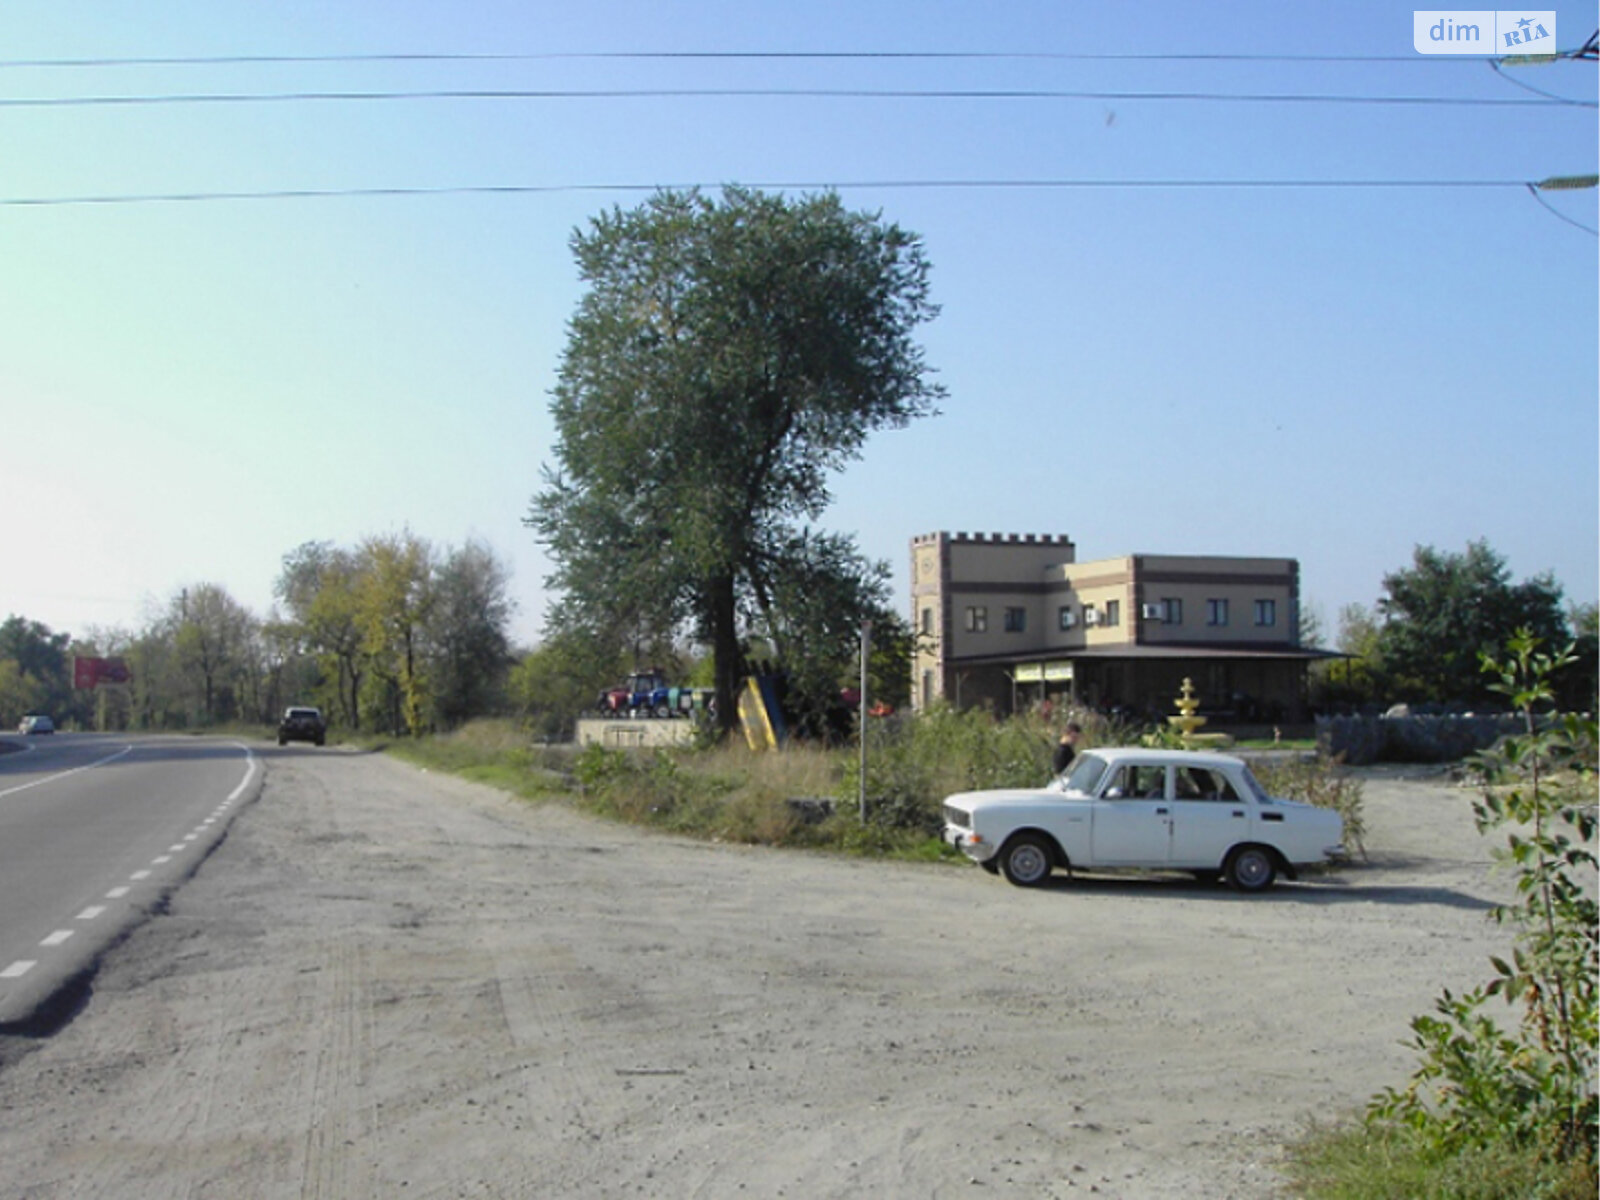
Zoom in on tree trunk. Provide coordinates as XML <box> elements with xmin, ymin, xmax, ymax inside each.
<box><xmin>708</xmin><ymin>573</ymin><xmax>741</xmax><ymax>739</ymax></box>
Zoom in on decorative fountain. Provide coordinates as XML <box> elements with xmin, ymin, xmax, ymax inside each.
<box><xmin>1168</xmin><ymin>678</ymin><xmax>1207</xmax><ymax>747</ymax></box>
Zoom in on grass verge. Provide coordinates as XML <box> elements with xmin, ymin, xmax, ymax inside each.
<box><xmin>1285</xmin><ymin>1119</ymin><xmax>1595</xmax><ymax>1200</ymax></box>
<box><xmin>377</xmin><ymin>719</ymin><xmax>962</xmax><ymax>863</ymax></box>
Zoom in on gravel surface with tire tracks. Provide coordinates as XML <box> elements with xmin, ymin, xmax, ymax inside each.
<box><xmin>0</xmin><ymin>748</ymin><xmax>1513</xmax><ymax>1198</ymax></box>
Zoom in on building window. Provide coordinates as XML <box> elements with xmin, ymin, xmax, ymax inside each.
<box><xmin>920</xmin><ymin>607</ymin><xmax>933</xmax><ymax>636</ymax></box>
<box><xmin>1206</xmin><ymin>599</ymin><xmax>1229</xmax><ymax>627</ymax></box>
<box><xmin>1058</xmin><ymin>606</ymin><xmax>1077</xmax><ymax>631</ymax></box>
<box><xmin>921</xmin><ymin>670</ymin><xmax>934</xmax><ymax>708</ymax></box>
<box><xmin>1004</xmin><ymin>607</ymin><xmax>1026</xmax><ymax>633</ymax></box>
<box><xmin>965</xmin><ymin>606</ymin><xmax>988</xmax><ymax>633</ymax></box>
<box><xmin>1104</xmin><ymin>600</ymin><xmax>1120</xmax><ymax>628</ymax></box>
<box><xmin>1254</xmin><ymin>599</ymin><xmax>1277</xmax><ymax>627</ymax></box>
<box><xmin>1163</xmin><ymin>598</ymin><xmax>1183</xmax><ymax>626</ymax></box>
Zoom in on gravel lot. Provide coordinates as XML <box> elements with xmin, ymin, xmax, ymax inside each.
<box><xmin>0</xmin><ymin>747</ymin><xmax>1512</xmax><ymax>1198</ymax></box>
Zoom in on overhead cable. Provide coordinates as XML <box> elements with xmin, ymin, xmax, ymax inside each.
<box><xmin>0</xmin><ymin>86</ymin><xmax>1589</xmax><ymax>109</ymax></box>
<box><xmin>0</xmin><ymin>178</ymin><xmax>1559</xmax><ymax>208</ymax></box>
<box><xmin>2</xmin><ymin>47</ymin><xmax>1596</xmax><ymax>68</ymax></box>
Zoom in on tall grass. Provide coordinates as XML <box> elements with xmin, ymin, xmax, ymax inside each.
<box><xmin>384</xmin><ymin>719</ymin><xmax>571</xmax><ymax>800</ymax></box>
<box><xmin>391</xmin><ymin>709</ymin><xmax>1359</xmax><ymax>861</ymax></box>
<box><xmin>1286</xmin><ymin>1120</ymin><xmax>1595</xmax><ymax>1200</ymax></box>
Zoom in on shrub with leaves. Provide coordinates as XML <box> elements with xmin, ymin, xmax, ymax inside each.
<box><xmin>846</xmin><ymin>704</ymin><xmax>1131</xmax><ymax>832</ymax></box>
<box><xmin>1368</xmin><ymin>630</ymin><xmax>1597</xmax><ymax>1170</ymax></box>
<box><xmin>1252</xmin><ymin>754</ymin><xmax>1368</xmax><ymax>859</ymax></box>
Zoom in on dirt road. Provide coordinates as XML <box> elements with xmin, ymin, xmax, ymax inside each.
<box><xmin>0</xmin><ymin>748</ymin><xmax>1510</xmax><ymax>1198</ymax></box>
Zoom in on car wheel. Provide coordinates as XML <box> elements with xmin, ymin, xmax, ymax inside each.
<box><xmin>653</xmin><ymin>703</ymin><xmax>672</xmax><ymax>719</ymax></box>
<box><xmin>278</xmin><ymin>736</ymin><xmax>287</xmax><ymax>746</ymax></box>
<box><xmin>999</xmin><ymin>834</ymin><xmax>1054</xmax><ymax>888</ymax></box>
<box><xmin>1225</xmin><ymin>846</ymin><xmax>1277</xmax><ymax>892</ymax></box>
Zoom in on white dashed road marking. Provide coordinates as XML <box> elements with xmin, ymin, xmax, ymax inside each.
<box><xmin>2</xmin><ymin>740</ymin><xmax>259</xmax><ymax>1018</ymax></box>
<box><xmin>0</xmin><ymin>744</ymin><xmax>134</xmax><ymax>799</ymax></box>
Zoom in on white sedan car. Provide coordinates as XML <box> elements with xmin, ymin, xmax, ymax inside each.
<box><xmin>942</xmin><ymin>747</ymin><xmax>1345</xmax><ymax>892</ymax></box>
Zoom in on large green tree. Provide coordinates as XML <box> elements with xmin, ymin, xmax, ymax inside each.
<box><xmin>168</xmin><ymin>584</ymin><xmax>258</xmax><ymax>724</ymax></box>
<box><xmin>750</xmin><ymin>528</ymin><xmax>896</xmax><ymax>735</ymax></box>
<box><xmin>278</xmin><ymin>541</ymin><xmax>369</xmax><ymax>729</ymax></box>
<box><xmin>507</xmin><ymin>632</ymin><xmax>626</xmax><ymax>741</ymax></box>
<box><xmin>1376</xmin><ymin>540</ymin><xmax>1569</xmax><ymax>705</ymax></box>
<box><xmin>427</xmin><ymin>539</ymin><xmax>514</xmax><ymax>729</ymax></box>
<box><xmin>358</xmin><ymin>532</ymin><xmax>435</xmax><ymax>736</ymax></box>
<box><xmin>528</xmin><ymin>187</ymin><xmax>943</xmax><ymax>731</ymax></box>
<box><xmin>0</xmin><ymin>616</ymin><xmax>73</xmax><ymax>725</ymax></box>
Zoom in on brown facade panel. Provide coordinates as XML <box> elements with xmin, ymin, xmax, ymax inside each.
<box><xmin>912</xmin><ymin>533</ymin><xmax>1309</xmax><ymax>720</ymax></box>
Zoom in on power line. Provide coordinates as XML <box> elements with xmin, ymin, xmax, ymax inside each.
<box><xmin>1487</xmin><ymin>56</ymin><xmax>1595</xmax><ymax>102</ymax></box>
<box><xmin>1525</xmin><ymin>182</ymin><xmax>1599</xmax><ymax>233</ymax></box>
<box><xmin>7</xmin><ymin>179</ymin><xmax>1587</xmax><ymax>238</ymax></box>
<box><xmin>0</xmin><ymin>179</ymin><xmax>1554</xmax><ymax>208</ymax></box>
<box><xmin>1</xmin><ymin>86</ymin><xmax>1589</xmax><ymax>109</ymax></box>
<box><xmin>0</xmin><ymin>50</ymin><xmax>1550</xmax><ymax>69</ymax></box>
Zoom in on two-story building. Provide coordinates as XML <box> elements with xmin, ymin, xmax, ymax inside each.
<box><xmin>910</xmin><ymin>531</ymin><xmax>1328</xmax><ymax>722</ymax></box>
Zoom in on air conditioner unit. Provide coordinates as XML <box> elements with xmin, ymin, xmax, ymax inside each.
<box><xmin>1141</xmin><ymin>603</ymin><xmax>1165</xmax><ymax>621</ymax></box>
<box><xmin>1083</xmin><ymin>610</ymin><xmax>1101</xmax><ymax>627</ymax></box>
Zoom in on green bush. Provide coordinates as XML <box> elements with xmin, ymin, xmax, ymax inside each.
<box><xmin>1301</xmin><ymin>632</ymin><xmax>1599</xmax><ymax>1198</ymax></box>
<box><xmin>1251</xmin><ymin>754</ymin><xmax>1368</xmax><ymax>859</ymax></box>
<box><xmin>845</xmin><ymin>704</ymin><xmax>1123</xmax><ymax>833</ymax></box>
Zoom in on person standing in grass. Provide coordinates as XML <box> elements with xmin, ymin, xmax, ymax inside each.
<box><xmin>1052</xmin><ymin>722</ymin><xmax>1083</xmax><ymax>776</ymax></box>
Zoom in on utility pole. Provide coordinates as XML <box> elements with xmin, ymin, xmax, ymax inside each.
<box><xmin>858</xmin><ymin>620</ymin><xmax>872</xmax><ymax>823</ymax></box>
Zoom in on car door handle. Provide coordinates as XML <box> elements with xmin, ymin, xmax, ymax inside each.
<box><xmin>1154</xmin><ymin>807</ymin><xmax>1169</xmax><ymax>815</ymax></box>
<box><xmin>1232</xmin><ymin>810</ymin><xmax>1246</xmax><ymax>818</ymax></box>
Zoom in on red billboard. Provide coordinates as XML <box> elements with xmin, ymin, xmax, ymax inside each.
<box><xmin>74</xmin><ymin>656</ymin><xmax>132</xmax><ymax>689</ymax></box>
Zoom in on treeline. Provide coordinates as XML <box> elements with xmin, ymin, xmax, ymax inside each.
<box><xmin>6</xmin><ymin>535</ymin><xmax>1593</xmax><ymax>738</ymax></box>
<box><xmin>1311</xmin><ymin>540</ymin><xmax>1597</xmax><ymax>715</ymax></box>
<box><xmin>0</xmin><ymin>532</ymin><xmax>515</xmax><ymax>736</ymax></box>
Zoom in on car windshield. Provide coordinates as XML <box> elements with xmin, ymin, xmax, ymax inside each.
<box><xmin>1061</xmin><ymin>753</ymin><xmax>1108</xmax><ymax>796</ymax></box>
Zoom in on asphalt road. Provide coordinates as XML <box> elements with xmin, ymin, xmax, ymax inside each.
<box><xmin>0</xmin><ymin>732</ymin><xmax>262</xmax><ymax>1029</ymax></box>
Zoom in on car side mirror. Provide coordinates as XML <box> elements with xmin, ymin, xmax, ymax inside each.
<box><xmin>1104</xmin><ymin>787</ymin><xmax>1124</xmax><ymax>799</ymax></box>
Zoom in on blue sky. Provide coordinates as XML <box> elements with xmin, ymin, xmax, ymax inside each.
<box><xmin>2</xmin><ymin>2</ymin><xmax>1595</xmax><ymax>649</ymax></box>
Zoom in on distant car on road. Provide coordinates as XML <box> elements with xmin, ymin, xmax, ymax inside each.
<box><xmin>18</xmin><ymin>714</ymin><xmax>55</xmax><ymax>735</ymax></box>
<box><xmin>277</xmin><ymin>706</ymin><xmax>326</xmax><ymax>747</ymax></box>
<box><xmin>942</xmin><ymin>747</ymin><xmax>1345</xmax><ymax>891</ymax></box>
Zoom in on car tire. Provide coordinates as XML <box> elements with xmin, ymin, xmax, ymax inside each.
<box><xmin>278</xmin><ymin>736</ymin><xmax>287</xmax><ymax>746</ymax></box>
<box><xmin>999</xmin><ymin>834</ymin><xmax>1055</xmax><ymax>888</ymax></box>
<box><xmin>653</xmin><ymin>703</ymin><xmax>672</xmax><ymax>719</ymax></box>
<box><xmin>1225</xmin><ymin>846</ymin><xmax>1277</xmax><ymax>892</ymax></box>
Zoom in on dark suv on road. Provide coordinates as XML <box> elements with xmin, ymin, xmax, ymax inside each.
<box><xmin>278</xmin><ymin>706</ymin><xmax>326</xmax><ymax>747</ymax></box>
